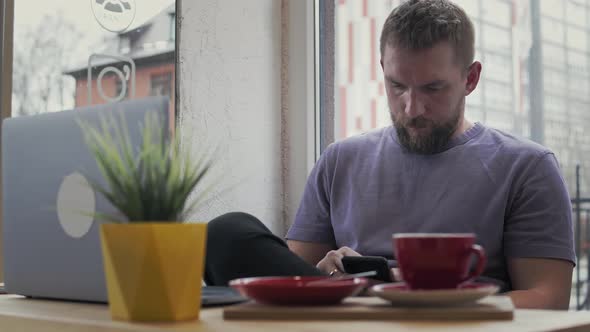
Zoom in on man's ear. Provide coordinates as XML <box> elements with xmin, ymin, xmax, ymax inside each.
<box><xmin>465</xmin><ymin>61</ymin><xmax>482</xmax><ymax>96</ymax></box>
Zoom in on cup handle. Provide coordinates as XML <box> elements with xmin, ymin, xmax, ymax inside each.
<box><xmin>461</xmin><ymin>244</ymin><xmax>486</xmax><ymax>283</ymax></box>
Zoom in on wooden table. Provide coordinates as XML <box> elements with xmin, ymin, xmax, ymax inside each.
<box><xmin>1</xmin><ymin>295</ymin><xmax>590</xmax><ymax>332</ymax></box>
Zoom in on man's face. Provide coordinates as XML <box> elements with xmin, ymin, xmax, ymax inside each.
<box><xmin>380</xmin><ymin>42</ymin><xmax>480</xmax><ymax>154</ymax></box>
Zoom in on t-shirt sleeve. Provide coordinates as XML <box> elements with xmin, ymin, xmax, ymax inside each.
<box><xmin>285</xmin><ymin>144</ymin><xmax>336</xmax><ymax>244</ymax></box>
<box><xmin>504</xmin><ymin>152</ymin><xmax>576</xmax><ymax>265</ymax></box>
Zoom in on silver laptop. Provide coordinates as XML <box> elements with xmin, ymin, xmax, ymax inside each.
<box><xmin>2</xmin><ymin>97</ymin><xmax>170</xmax><ymax>302</ymax></box>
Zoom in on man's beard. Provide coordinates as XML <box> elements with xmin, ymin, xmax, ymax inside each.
<box><xmin>391</xmin><ymin>108</ymin><xmax>461</xmax><ymax>155</ymax></box>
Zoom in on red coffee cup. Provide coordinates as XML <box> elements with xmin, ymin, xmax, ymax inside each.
<box><xmin>392</xmin><ymin>233</ymin><xmax>486</xmax><ymax>290</ymax></box>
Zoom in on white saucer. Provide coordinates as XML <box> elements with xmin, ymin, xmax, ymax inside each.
<box><xmin>370</xmin><ymin>282</ymin><xmax>500</xmax><ymax>307</ymax></box>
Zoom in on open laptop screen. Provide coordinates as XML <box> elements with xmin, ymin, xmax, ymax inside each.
<box><xmin>2</xmin><ymin>97</ymin><xmax>169</xmax><ymax>302</ymax></box>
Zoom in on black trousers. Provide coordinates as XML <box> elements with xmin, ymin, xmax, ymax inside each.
<box><xmin>204</xmin><ymin>212</ymin><xmax>324</xmax><ymax>286</ymax></box>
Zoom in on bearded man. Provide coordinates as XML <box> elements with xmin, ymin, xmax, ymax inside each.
<box><xmin>205</xmin><ymin>0</ymin><xmax>574</xmax><ymax>310</ymax></box>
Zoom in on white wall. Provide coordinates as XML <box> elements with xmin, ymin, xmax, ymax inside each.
<box><xmin>178</xmin><ymin>0</ymin><xmax>315</xmax><ymax>235</ymax></box>
<box><xmin>178</xmin><ymin>0</ymin><xmax>285</xmax><ymax>234</ymax></box>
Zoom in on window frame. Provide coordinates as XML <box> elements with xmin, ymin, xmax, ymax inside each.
<box><xmin>0</xmin><ymin>0</ymin><xmax>14</xmax><ymax>282</ymax></box>
<box><xmin>281</xmin><ymin>0</ymin><xmax>320</xmax><ymax>229</ymax></box>
<box><xmin>0</xmin><ymin>0</ymin><xmax>12</xmax><ymax>119</ymax></box>
<box><xmin>316</xmin><ymin>0</ymin><xmax>335</xmax><ymax>154</ymax></box>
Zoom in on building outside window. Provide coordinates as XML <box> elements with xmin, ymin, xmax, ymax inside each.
<box><xmin>12</xmin><ymin>1</ymin><xmax>176</xmax><ymax>120</ymax></box>
<box><xmin>150</xmin><ymin>72</ymin><xmax>172</xmax><ymax>97</ymax></box>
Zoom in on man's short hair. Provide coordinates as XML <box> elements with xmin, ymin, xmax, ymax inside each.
<box><xmin>380</xmin><ymin>0</ymin><xmax>475</xmax><ymax>68</ymax></box>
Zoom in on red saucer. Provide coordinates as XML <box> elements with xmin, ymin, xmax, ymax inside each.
<box><xmin>229</xmin><ymin>276</ymin><xmax>368</xmax><ymax>305</ymax></box>
<box><xmin>381</xmin><ymin>281</ymin><xmax>496</xmax><ymax>292</ymax></box>
<box><xmin>370</xmin><ymin>281</ymin><xmax>499</xmax><ymax>306</ymax></box>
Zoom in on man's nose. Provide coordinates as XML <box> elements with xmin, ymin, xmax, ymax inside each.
<box><xmin>403</xmin><ymin>90</ymin><xmax>425</xmax><ymax>118</ymax></box>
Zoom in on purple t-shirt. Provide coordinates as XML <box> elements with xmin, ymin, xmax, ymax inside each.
<box><xmin>286</xmin><ymin>123</ymin><xmax>575</xmax><ymax>289</ymax></box>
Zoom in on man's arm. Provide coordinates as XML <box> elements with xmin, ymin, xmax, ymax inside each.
<box><xmin>287</xmin><ymin>240</ymin><xmax>333</xmax><ymax>266</ymax></box>
<box><xmin>502</xmin><ymin>152</ymin><xmax>575</xmax><ymax>310</ymax></box>
<box><xmin>506</xmin><ymin>257</ymin><xmax>573</xmax><ymax>310</ymax></box>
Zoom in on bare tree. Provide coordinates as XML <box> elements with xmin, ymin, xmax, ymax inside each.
<box><xmin>12</xmin><ymin>14</ymin><xmax>82</xmax><ymax>116</ymax></box>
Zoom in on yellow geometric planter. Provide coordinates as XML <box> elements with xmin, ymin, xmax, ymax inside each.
<box><xmin>99</xmin><ymin>223</ymin><xmax>207</xmax><ymax>322</ymax></box>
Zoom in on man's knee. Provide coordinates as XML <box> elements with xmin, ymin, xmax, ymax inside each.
<box><xmin>207</xmin><ymin>212</ymin><xmax>263</xmax><ymax>244</ymax></box>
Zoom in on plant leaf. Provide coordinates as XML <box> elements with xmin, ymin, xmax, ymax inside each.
<box><xmin>78</xmin><ymin>111</ymin><xmax>218</xmax><ymax>223</ymax></box>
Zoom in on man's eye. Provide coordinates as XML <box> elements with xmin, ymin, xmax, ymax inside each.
<box><xmin>390</xmin><ymin>82</ymin><xmax>405</xmax><ymax>89</ymax></box>
<box><xmin>424</xmin><ymin>85</ymin><xmax>443</xmax><ymax>92</ymax></box>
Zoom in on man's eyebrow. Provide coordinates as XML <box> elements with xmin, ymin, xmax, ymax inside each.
<box><xmin>421</xmin><ymin>80</ymin><xmax>446</xmax><ymax>87</ymax></box>
<box><xmin>385</xmin><ymin>77</ymin><xmax>447</xmax><ymax>87</ymax></box>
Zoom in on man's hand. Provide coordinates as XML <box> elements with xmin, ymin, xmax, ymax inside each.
<box><xmin>287</xmin><ymin>240</ymin><xmax>333</xmax><ymax>267</ymax></box>
<box><xmin>316</xmin><ymin>246</ymin><xmax>361</xmax><ymax>275</ymax></box>
<box><xmin>506</xmin><ymin>257</ymin><xmax>573</xmax><ymax>310</ymax></box>
<box><xmin>286</xmin><ymin>240</ymin><xmax>362</xmax><ymax>276</ymax></box>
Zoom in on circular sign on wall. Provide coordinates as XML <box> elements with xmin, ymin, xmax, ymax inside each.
<box><xmin>91</xmin><ymin>0</ymin><xmax>136</xmax><ymax>33</ymax></box>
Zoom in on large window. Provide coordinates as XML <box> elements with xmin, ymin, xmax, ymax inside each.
<box><xmin>325</xmin><ymin>0</ymin><xmax>590</xmax><ymax>310</ymax></box>
<box><xmin>12</xmin><ymin>0</ymin><xmax>176</xmax><ymax>120</ymax></box>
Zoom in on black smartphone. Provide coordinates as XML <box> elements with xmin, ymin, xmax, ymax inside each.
<box><xmin>341</xmin><ymin>256</ymin><xmax>393</xmax><ymax>282</ymax></box>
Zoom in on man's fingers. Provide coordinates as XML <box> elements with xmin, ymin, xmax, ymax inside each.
<box><xmin>333</xmin><ymin>247</ymin><xmax>361</xmax><ymax>272</ymax></box>
<box><xmin>337</xmin><ymin>246</ymin><xmax>361</xmax><ymax>257</ymax></box>
<box><xmin>317</xmin><ymin>247</ymin><xmax>363</xmax><ymax>275</ymax></box>
<box><xmin>326</xmin><ymin>250</ymin><xmax>345</xmax><ymax>271</ymax></box>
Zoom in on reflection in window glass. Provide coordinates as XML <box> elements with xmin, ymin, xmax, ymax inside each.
<box><xmin>150</xmin><ymin>72</ymin><xmax>173</xmax><ymax>97</ymax></box>
<box><xmin>569</xmin><ymin>51</ymin><xmax>588</xmax><ymax>76</ymax></box>
<box><xmin>472</xmin><ymin>19</ymin><xmax>481</xmax><ymax>48</ymax></box>
<box><xmin>169</xmin><ymin>13</ymin><xmax>176</xmax><ymax>41</ymax></box>
<box><xmin>540</xmin><ymin>0</ymin><xmax>564</xmax><ymax>19</ymax></box>
<box><xmin>12</xmin><ymin>14</ymin><xmax>80</xmax><ymax>116</ymax></box>
<box><xmin>467</xmin><ymin>82</ymin><xmax>482</xmax><ymax>106</ymax></box>
<box><xmin>544</xmin><ymin>44</ymin><xmax>566</xmax><ymax>70</ymax></box>
<box><xmin>482</xmin><ymin>24</ymin><xmax>511</xmax><ymax>54</ymax></box>
<box><xmin>481</xmin><ymin>0</ymin><xmax>510</xmax><ymax>26</ymax></box>
<box><xmin>484</xmin><ymin>108</ymin><xmax>513</xmax><ymax>133</ymax></box>
<box><xmin>542</xmin><ymin>18</ymin><xmax>564</xmax><ymax>44</ymax></box>
<box><xmin>567</xmin><ymin>27</ymin><xmax>587</xmax><ymax>52</ymax></box>
<box><xmin>484</xmin><ymin>53</ymin><xmax>512</xmax><ymax>83</ymax></box>
<box><xmin>12</xmin><ymin>0</ymin><xmax>176</xmax><ymax>124</ymax></box>
<box><xmin>566</xmin><ymin>0</ymin><xmax>586</xmax><ymax>26</ymax></box>
<box><xmin>114</xmin><ymin>73</ymin><xmax>129</xmax><ymax>100</ymax></box>
<box><xmin>543</xmin><ymin>69</ymin><xmax>566</xmax><ymax>96</ymax></box>
<box><xmin>484</xmin><ymin>80</ymin><xmax>512</xmax><ymax>111</ymax></box>
<box><xmin>453</xmin><ymin>0</ymin><xmax>478</xmax><ymax>17</ymax></box>
<box><xmin>570</xmin><ymin>75</ymin><xmax>589</xmax><ymax>99</ymax></box>
<box><xmin>544</xmin><ymin>94</ymin><xmax>567</xmax><ymax>114</ymax></box>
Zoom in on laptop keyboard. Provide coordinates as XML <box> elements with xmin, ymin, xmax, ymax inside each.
<box><xmin>201</xmin><ymin>286</ymin><xmax>248</xmax><ymax>307</ymax></box>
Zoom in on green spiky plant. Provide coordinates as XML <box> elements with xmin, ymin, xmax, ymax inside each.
<box><xmin>77</xmin><ymin>112</ymin><xmax>214</xmax><ymax>223</ymax></box>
